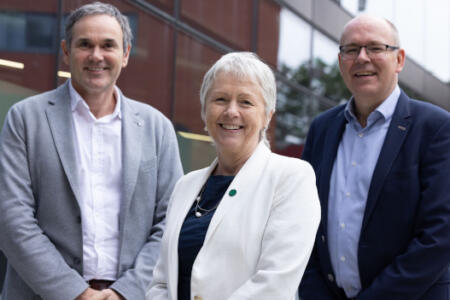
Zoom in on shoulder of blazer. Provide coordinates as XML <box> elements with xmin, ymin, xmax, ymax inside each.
<box><xmin>10</xmin><ymin>82</ymin><xmax>68</xmax><ymax>113</ymax></box>
<box><xmin>313</xmin><ymin>103</ymin><xmax>346</xmax><ymax>124</ymax></box>
<box><xmin>395</xmin><ymin>91</ymin><xmax>450</xmax><ymax>131</ymax></box>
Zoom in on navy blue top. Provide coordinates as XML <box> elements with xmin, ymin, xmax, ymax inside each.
<box><xmin>177</xmin><ymin>175</ymin><xmax>234</xmax><ymax>300</ymax></box>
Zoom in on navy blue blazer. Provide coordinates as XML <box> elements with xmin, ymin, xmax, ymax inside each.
<box><xmin>298</xmin><ymin>91</ymin><xmax>450</xmax><ymax>300</ymax></box>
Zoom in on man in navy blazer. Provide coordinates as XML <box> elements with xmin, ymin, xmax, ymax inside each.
<box><xmin>298</xmin><ymin>15</ymin><xmax>450</xmax><ymax>299</ymax></box>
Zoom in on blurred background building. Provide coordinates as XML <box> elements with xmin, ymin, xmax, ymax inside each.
<box><xmin>0</xmin><ymin>0</ymin><xmax>449</xmax><ymax>292</ymax></box>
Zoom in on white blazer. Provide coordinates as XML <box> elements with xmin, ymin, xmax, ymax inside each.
<box><xmin>147</xmin><ymin>142</ymin><xmax>321</xmax><ymax>300</ymax></box>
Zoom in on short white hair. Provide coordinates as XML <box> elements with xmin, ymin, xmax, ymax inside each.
<box><xmin>199</xmin><ymin>52</ymin><xmax>276</xmax><ymax>146</ymax></box>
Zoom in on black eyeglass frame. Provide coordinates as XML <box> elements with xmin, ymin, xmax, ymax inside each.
<box><xmin>339</xmin><ymin>44</ymin><xmax>399</xmax><ymax>59</ymax></box>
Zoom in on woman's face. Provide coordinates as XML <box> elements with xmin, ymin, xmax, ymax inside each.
<box><xmin>205</xmin><ymin>72</ymin><xmax>270</xmax><ymax>159</ymax></box>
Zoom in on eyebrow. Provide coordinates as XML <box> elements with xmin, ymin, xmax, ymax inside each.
<box><xmin>75</xmin><ymin>37</ymin><xmax>119</xmax><ymax>44</ymax></box>
<box><xmin>342</xmin><ymin>41</ymin><xmax>387</xmax><ymax>46</ymax></box>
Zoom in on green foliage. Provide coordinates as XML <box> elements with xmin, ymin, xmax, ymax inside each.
<box><xmin>276</xmin><ymin>58</ymin><xmax>351</xmax><ymax>147</ymax></box>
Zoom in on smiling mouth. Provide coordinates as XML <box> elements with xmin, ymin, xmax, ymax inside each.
<box><xmin>85</xmin><ymin>67</ymin><xmax>107</xmax><ymax>72</ymax></box>
<box><xmin>354</xmin><ymin>71</ymin><xmax>376</xmax><ymax>77</ymax></box>
<box><xmin>220</xmin><ymin>124</ymin><xmax>243</xmax><ymax>130</ymax></box>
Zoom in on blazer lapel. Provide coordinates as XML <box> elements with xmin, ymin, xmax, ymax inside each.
<box><xmin>119</xmin><ymin>95</ymin><xmax>143</xmax><ymax>232</ymax></box>
<box><xmin>361</xmin><ymin>92</ymin><xmax>411</xmax><ymax>231</ymax></box>
<box><xmin>203</xmin><ymin>142</ymin><xmax>270</xmax><ymax>245</ymax></box>
<box><xmin>319</xmin><ymin>109</ymin><xmax>347</xmax><ymax>232</ymax></box>
<box><xmin>45</xmin><ymin>82</ymin><xmax>82</xmax><ymax>203</ymax></box>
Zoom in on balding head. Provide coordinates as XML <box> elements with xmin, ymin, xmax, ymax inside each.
<box><xmin>340</xmin><ymin>15</ymin><xmax>400</xmax><ymax>47</ymax></box>
<box><xmin>337</xmin><ymin>14</ymin><xmax>406</xmax><ymax>122</ymax></box>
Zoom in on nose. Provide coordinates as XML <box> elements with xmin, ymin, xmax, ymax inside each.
<box><xmin>89</xmin><ymin>46</ymin><xmax>103</xmax><ymax>62</ymax></box>
<box><xmin>355</xmin><ymin>46</ymin><xmax>370</xmax><ymax>62</ymax></box>
<box><xmin>224</xmin><ymin>100</ymin><xmax>239</xmax><ymax>117</ymax></box>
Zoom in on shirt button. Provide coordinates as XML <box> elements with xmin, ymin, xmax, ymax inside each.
<box><xmin>340</xmin><ymin>256</ymin><xmax>346</xmax><ymax>262</ymax></box>
<box><xmin>327</xmin><ymin>273</ymin><xmax>334</xmax><ymax>282</ymax></box>
<box><xmin>340</xmin><ymin>223</ymin><xmax>345</xmax><ymax>229</ymax></box>
<box><xmin>346</xmin><ymin>192</ymin><xmax>351</xmax><ymax>197</ymax></box>
<box><xmin>358</xmin><ymin>133</ymin><xmax>364</xmax><ymax>138</ymax></box>
<box><xmin>352</xmin><ymin>161</ymin><xmax>357</xmax><ymax>166</ymax></box>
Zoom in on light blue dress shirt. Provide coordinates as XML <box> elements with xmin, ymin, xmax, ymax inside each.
<box><xmin>328</xmin><ymin>86</ymin><xmax>400</xmax><ymax>297</ymax></box>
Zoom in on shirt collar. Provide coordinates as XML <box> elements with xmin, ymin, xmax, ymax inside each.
<box><xmin>344</xmin><ymin>85</ymin><xmax>400</xmax><ymax>124</ymax></box>
<box><xmin>68</xmin><ymin>79</ymin><xmax>122</xmax><ymax>119</ymax></box>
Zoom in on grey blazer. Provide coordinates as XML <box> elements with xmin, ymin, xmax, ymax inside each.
<box><xmin>0</xmin><ymin>82</ymin><xmax>183</xmax><ymax>300</ymax></box>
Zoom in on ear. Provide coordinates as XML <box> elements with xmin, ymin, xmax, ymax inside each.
<box><xmin>61</xmin><ymin>40</ymin><xmax>70</xmax><ymax>65</ymax></box>
<box><xmin>395</xmin><ymin>48</ymin><xmax>406</xmax><ymax>73</ymax></box>
<box><xmin>122</xmin><ymin>44</ymin><xmax>131</xmax><ymax>68</ymax></box>
<box><xmin>338</xmin><ymin>53</ymin><xmax>344</xmax><ymax>75</ymax></box>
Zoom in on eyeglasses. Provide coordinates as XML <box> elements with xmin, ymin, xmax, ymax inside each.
<box><xmin>339</xmin><ymin>44</ymin><xmax>399</xmax><ymax>60</ymax></box>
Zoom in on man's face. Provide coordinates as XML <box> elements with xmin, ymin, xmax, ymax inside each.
<box><xmin>338</xmin><ymin>16</ymin><xmax>405</xmax><ymax>103</ymax></box>
<box><xmin>61</xmin><ymin>14</ymin><xmax>130</xmax><ymax>99</ymax></box>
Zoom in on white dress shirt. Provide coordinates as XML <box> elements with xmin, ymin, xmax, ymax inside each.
<box><xmin>69</xmin><ymin>81</ymin><xmax>122</xmax><ymax>281</ymax></box>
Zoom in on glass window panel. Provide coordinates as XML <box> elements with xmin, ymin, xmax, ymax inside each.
<box><xmin>312</xmin><ymin>30</ymin><xmax>338</xmax><ymax>66</ymax></box>
<box><xmin>26</xmin><ymin>13</ymin><xmax>57</xmax><ymax>52</ymax></box>
<box><xmin>277</xmin><ymin>7</ymin><xmax>312</xmax><ymax>78</ymax></box>
<box><xmin>0</xmin><ymin>12</ymin><xmax>56</xmax><ymax>53</ymax></box>
<box><xmin>257</xmin><ymin>0</ymin><xmax>281</xmax><ymax>68</ymax></box>
<box><xmin>180</xmin><ymin>0</ymin><xmax>253</xmax><ymax>50</ymax></box>
<box><xmin>172</xmin><ymin>33</ymin><xmax>222</xmax><ymax>171</ymax></box>
<box><xmin>173</xmin><ymin>32</ymin><xmax>222</xmax><ymax>134</ymax></box>
<box><xmin>274</xmin><ymin>80</ymin><xmax>331</xmax><ymax>157</ymax></box>
<box><xmin>340</xmin><ymin>0</ymin><xmax>360</xmax><ymax>15</ymax></box>
<box><xmin>0</xmin><ymin>2</ymin><xmax>59</xmax><ymax>133</ymax></box>
<box><xmin>0</xmin><ymin>13</ymin><xmax>26</xmax><ymax>51</ymax></box>
<box><xmin>311</xmin><ymin>30</ymin><xmax>349</xmax><ymax>104</ymax></box>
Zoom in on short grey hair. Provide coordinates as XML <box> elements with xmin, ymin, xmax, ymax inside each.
<box><xmin>64</xmin><ymin>2</ymin><xmax>133</xmax><ymax>52</ymax></box>
<box><xmin>199</xmin><ymin>52</ymin><xmax>277</xmax><ymax>146</ymax></box>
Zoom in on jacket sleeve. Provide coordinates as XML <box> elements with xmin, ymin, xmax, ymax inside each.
<box><xmin>298</xmin><ymin>248</ymin><xmax>337</xmax><ymax>300</ymax></box>
<box><xmin>111</xmin><ymin>118</ymin><xmax>183</xmax><ymax>299</ymax></box>
<box><xmin>298</xmin><ymin>120</ymin><xmax>336</xmax><ymax>300</ymax></box>
<box><xmin>227</xmin><ymin>161</ymin><xmax>321</xmax><ymax>300</ymax></box>
<box><xmin>0</xmin><ymin>105</ymin><xmax>88</xmax><ymax>300</ymax></box>
<box><xmin>357</xmin><ymin>117</ymin><xmax>450</xmax><ymax>300</ymax></box>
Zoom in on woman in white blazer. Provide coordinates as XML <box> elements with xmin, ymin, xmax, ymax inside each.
<box><xmin>146</xmin><ymin>52</ymin><xmax>320</xmax><ymax>300</ymax></box>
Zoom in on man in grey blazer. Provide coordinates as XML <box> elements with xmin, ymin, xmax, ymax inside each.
<box><xmin>0</xmin><ymin>2</ymin><xmax>183</xmax><ymax>300</ymax></box>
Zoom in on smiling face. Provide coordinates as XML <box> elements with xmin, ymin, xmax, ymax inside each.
<box><xmin>205</xmin><ymin>72</ymin><xmax>270</xmax><ymax>164</ymax></box>
<box><xmin>338</xmin><ymin>16</ymin><xmax>405</xmax><ymax>107</ymax></box>
<box><xmin>61</xmin><ymin>14</ymin><xmax>130</xmax><ymax>99</ymax></box>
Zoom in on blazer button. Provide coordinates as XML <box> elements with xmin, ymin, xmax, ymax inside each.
<box><xmin>73</xmin><ymin>257</ymin><xmax>81</xmax><ymax>265</ymax></box>
<box><xmin>321</xmin><ymin>235</ymin><xmax>326</xmax><ymax>243</ymax></box>
<box><xmin>327</xmin><ymin>273</ymin><xmax>334</xmax><ymax>282</ymax></box>
<box><xmin>76</xmin><ymin>216</ymin><xmax>81</xmax><ymax>224</ymax></box>
<box><xmin>194</xmin><ymin>296</ymin><xmax>203</xmax><ymax>300</ymax></box>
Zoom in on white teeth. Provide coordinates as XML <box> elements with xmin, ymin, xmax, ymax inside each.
<box><xmin>87</xmin><ymin>67</ymin><xmax>104</xmax><ymax>71</ymax></box>
<box><xmin>222</xmin><ymin>124</ymin><xmax>240</xmax><ymax>130</ymax></box>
